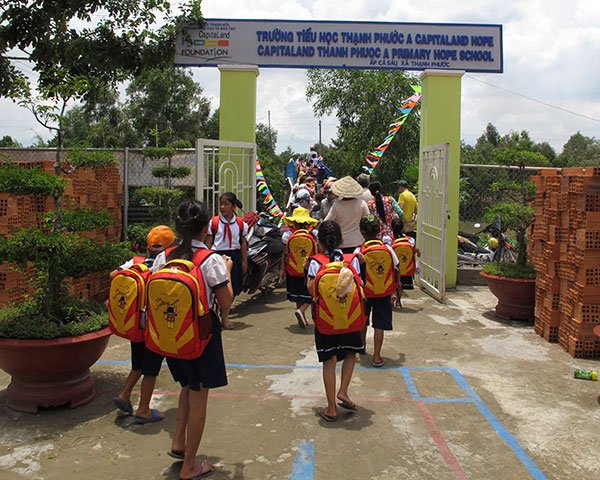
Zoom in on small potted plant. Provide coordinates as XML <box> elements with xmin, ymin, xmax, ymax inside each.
<box><xmin>480</xmin><ymin>149</ymin><xmax>548</xmax><ymax>320</ymax></box>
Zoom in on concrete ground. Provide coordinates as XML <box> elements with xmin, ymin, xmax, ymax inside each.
<box><xmin>1</xmin><ymin>286</ymin><xmax>599</xmax><ymax>480</ymax></box>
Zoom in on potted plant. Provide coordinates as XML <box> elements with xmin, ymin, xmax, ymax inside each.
<box><xmin>480</xmin><ymin>149</ymin><xmax>548</xmax><ymax>320</ymax></box>
<box><xmin>0</xmin><ymin>0</ymin><xmax>203</xmax><ymax>412</ymax></box>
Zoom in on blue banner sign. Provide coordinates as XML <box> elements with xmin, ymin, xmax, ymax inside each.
<box><xmin>175</xmin><ymin>19</ymin><xmax>503</xmax><ymax>73</ymax></box>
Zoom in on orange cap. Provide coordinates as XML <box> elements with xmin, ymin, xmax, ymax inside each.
<box><xmin>147</xmin><ymin>225</ymin><xmax>175</xmax><ymax>252</ymax></box>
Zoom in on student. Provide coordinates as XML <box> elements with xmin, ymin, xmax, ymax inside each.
<box><xmin>152</xmin><ymin>201</ymin><xmax>233</xmax><ymax>480</ymax></box>
<box><xmin>357</xmin><ymin>215</ymin><xmax>399</xmax><ymax>367</ymax></box>
<box><xmin>110</xmin><ymin>225</ymin><xmax>175</xmax><ymax>423</ymax></box>
<box><xmin>306</xmin><ymin>221</ymin><xmax>365</xmax><ymax>422</ymax></box>
<box><xmin>206</xmin><ymin>192</ymin><xmax>248</xmax><ymax>329</ymax></box>
<box><xmin>391</xmin><ymin>217</ymin><xmax>421</xmax><ymax>309</ymax></box>
<box><xmin>280</xmin><ymin>207</ymin><xmax>318</xmax><ymax>328</ymax></box>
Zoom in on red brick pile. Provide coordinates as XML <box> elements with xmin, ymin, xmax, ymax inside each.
<box><xmin>0</xmin><ymin>160</ymin><xmax>122</xmax><ymax>306</ymax></box>
<box><xmin>530</xmin><ymin>167</ymin><xmax>600</xmax><ymax>358</ymax></box>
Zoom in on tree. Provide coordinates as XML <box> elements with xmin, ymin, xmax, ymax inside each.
<box><xmin>0</xmin><ymin>135</ymin><xmax>21</xmax><ymax>147</ymax></box>
<box><xmin>306</xmin><ymin>69</ymin><xmax>420</xmax><ymax>193</ymax></box>
<box><xmin>49</xmin><ymin>85</ymin><xmax>140</xmax><ymax>148</ymax></box>
<box><xmin>0</xmin><ymin>0</ymin><xmax>202</xmax><ymax>332</ymax></box>
<box><xmin>557</xmin><ymin>132</ymin><xmax>600</xmax><ymax>167</ymax></box>
<box><xmin>126</xmin><ymin>67</ymin><xmax>211</xmax><ymax>147</ymax></box>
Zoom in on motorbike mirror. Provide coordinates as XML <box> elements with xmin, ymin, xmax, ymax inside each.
<box><xmin>473</xmin><ymin>223</ymin><xmax>481</xmax><ymax>228</ymax></box>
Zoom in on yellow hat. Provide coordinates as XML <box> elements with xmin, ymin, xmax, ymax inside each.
<box><xmin>147</xmin><ymin>225</ymin><xmax>175</xmax><ymax>252</ymax></box>
<box><xmin>488</xmin><ymin>237</ymin><xmax>499</xmax><ymax>249</ymax></box>
<box><xmin>283</xmin><ymin>207</ymin><xmax>319</xmax><ymax>227</ymax></box>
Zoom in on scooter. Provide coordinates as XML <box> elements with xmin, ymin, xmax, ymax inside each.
<box><xmin>242</xmin><ymin>212</ymin><xmax>284</xmax><ymax>295</ymax></box>
<box><xmin>457</xmin><ymin>219</ymin><xmax>517</xmax><ymax>265</ymax></box>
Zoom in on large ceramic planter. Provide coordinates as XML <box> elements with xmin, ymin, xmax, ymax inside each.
<box><xmin>480</xmin><ymin>271</ymin><xmax>536</xmax><ymax>321</ymax></box>
<box><xmin>0</xmin><ymin>327</ymin><xmax>112</xmax><ymax>413</ymax></box>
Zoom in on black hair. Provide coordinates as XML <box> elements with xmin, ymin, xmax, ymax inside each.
<box><xmin>392</xmin><ymin>217</ymin><xmax>405</xmax><ymax>238</ymax></box>
<box><xmin>220</xmin><ymin>192</ymin><xmax>243</xmax><ymax>209</ymax></box>
<box><xmin>314</xmin><ymin>192</ymin><xmax>325</xmax><ymax>202</ymax></box>
<box><xmin>368</xmin><ymin>181</ymin><xmax>386</xmax><ymax>222</ymax></box>
<box><xmin>359</xmin><ymin>214</ymin><xmax>381</xmax><ymax>239</ymax></box>
<box><xmin>168</xmin><ymin>201</ymin><xmax>210</xmax><ymax>261</ymax></box>
<box><xmin>318</xmin><ymin>221</ymin><xmax>343</xmax><ymax>262</ymax></box>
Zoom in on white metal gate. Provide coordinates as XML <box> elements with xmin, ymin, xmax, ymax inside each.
<box><xmin>195</xmin><ymin>139</ymin><xmax>257</xmax><ymax>217</ymax></box>
<box><xmin>417</xmin><ymin>143</ymin><xmax>449</xmax><ymax>302</ymax></box>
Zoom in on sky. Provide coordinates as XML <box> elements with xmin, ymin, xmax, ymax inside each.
<box><xmin>2</xmin><ymin>0</ymin><xmax>600</xmax><ymax>156</ymax></box>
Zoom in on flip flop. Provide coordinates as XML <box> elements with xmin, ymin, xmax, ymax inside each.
<box><xmin>337</xmin><ymin>400</ymin><xmax>358</xmax><ymax>411</ymax></box>
<box><xmin>133</xmin><ymin>409</ymin><xmax>163</xmax><ymax>424</ymax></box>
<box><xmin>181</xmin><ymin>461</ymin><xmax>214</xmax><ymax>480</ymax></box>
<box><xmin>295</xmin><ymin>309</ymin><xmax>307</xmax><ymax>329</ymax></box>
<box><xmin>113</xmin><ymin>396</ymin><xmax>133</xmax><ymax>414</ymax></box>
<box><xmin>222</xmin><ymin>322</ymin><xmax>235</xmax><ymax>330</ymax></box>
<box><xmin>317</xmin><ymin>409</ymin><xmax>337</xmax><ymax>422</ymax></box>
<box><xmin>372</xmin><ymin>360</ymin><xmax>387</xmax><ymax>368</ymax></box>
<box><xmin>168</xmin><ymin>450</ymin><xmax>185</xmax><ymax>460</ymax></box>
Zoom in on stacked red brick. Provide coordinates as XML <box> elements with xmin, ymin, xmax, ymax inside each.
<box><xmin>0</xmin><ymin>160</ymin><xmax>122</xmax><ymax>306</ymax></box>
<box><xmin>530</xmin><ymin>167</ymin><xmax>600</xmax><ymax>358</ymax></box>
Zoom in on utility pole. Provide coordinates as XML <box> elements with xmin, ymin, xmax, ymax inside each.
<box><xmin>318</xmin><ymin>119</ymin><xmax>322</xmax><ymax>151</ymax></box>
<box><xmin>268</xmin><ymin>110</ymin><xmax>273</xmax><ymax>150</ymax></box>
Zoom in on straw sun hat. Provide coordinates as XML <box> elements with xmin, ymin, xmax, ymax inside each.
<box><xmin>331</xmin><ymin>176</ymin><xmax>364</xmax><ymax>199</ymax></box>
<box><xmin>283</xmin><ymin>207</ymin><xmax>319</xmax><ymax>227</ymax></box>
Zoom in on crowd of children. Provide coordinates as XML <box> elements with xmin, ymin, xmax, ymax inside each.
<box><xmin>108</xmin><ymin>173</ymin><xmax>419</xmax><ymax>478</ymax></box>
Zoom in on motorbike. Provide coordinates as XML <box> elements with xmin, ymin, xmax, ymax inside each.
<box><xmin>242</xmin><ymin>212</ymin><xmax>284</xmax><ymax>295</ymax></box>
<box><xmin>457</xmin><ymin>218</ymin><xmax>517</xmax><ymax>266</ymax></box>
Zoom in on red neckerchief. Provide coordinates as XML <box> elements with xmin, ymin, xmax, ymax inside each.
<box><xmin>221</xmin><ymin>215</ymin><xmax>236</xmax><ymax>248</ymax></box>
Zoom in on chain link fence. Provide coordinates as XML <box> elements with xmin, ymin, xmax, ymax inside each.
<box><xmin>459</xmin><ymin>164</ymin><xmax>547</xmax><ymax>226</ymax></box>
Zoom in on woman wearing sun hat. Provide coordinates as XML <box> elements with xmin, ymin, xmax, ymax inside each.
<box><xmin>324</xmin><ymin>176</ymin><xmax>370</xmax><ymax>253</ymax></box>
<box><xmin>280</xmin><ymin>207</ymin><xmax>319</xmax><ymax>328</ymax></box>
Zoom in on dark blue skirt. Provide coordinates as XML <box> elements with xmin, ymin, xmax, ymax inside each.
<box><xmin>166</xmin><ymin>312</ymin><xmax>228</xmax><ymax>391</ymax></box>
<box><xmin>286</xmin><ymin>274</ymin><xmax>312</xmax><ymax>304</ymax></box>
<box><xmin>216</xmin><ymin>248</ymin><xmax>243</xmax><ymax>296</ymax></box>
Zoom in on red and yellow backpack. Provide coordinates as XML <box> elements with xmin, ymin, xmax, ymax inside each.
<box><xmin>392</xmin><ymin>236</ymin><xmax>416</xmax><ymax>276</ymax></box>
<box><xmin>285</xmin><ymin>228</ymin><xmax>317</xmax><ymax>277</ymax></box>
<box><xmin>359</xmin><ymin>240</ymin><xmax>398</xmax><ymax>298</ymax></box>
<box><xmin>145</xmin><ymin>248</ymin><xmax>214</xmax><ymax>360</ymax></box>
<box><xmin>311</xmin><ymin>253</ymin><xmax>366</xmax><ymax>335</ymax></box>
<box><xmin>108</xmin><ymin>256</ymin><xmax>151</xmax><ymax>342</ymax></box>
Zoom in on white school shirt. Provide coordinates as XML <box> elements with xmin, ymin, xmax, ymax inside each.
<box><xmin>151</xmin><ymin>239</ymin><xmax>229</xmax><ymax>309</ymax></box>
<box><xmin>307</xmin><ymin>249</ymin><xmax>362</xmax><ymax>279</ymax></box>
<box><xmin>208</xmin><ymin>214</ymin><xmax>249</xmax><ymax>251</ymax></box>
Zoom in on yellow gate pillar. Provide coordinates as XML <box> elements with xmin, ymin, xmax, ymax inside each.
<box><xmin>419</xmin><ymin>69</ymin><xmax>464</xmax><ymax>289</ymax></box>
<box><xmin>218</xmin><ymin>64</ymin><xmax>259</xmax><ymax>208</ymax></box>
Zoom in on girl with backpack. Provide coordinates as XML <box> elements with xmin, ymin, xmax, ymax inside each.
<box><xmin>151</xmin><ymin>200</ymin><xmax>233</xmax><ymax>480</ymax></box>
<box><xmin>206</xmin><ymin>192</ymin><xmax>248</xmax><ymax>330</ymax></box>
<box><xmin>280</xmin><ymin>207</ymin><xmax>319</xmax><ymax>328</ymax></box>
<box><xmin>390</xmin><ymin>217</ymin><xmax>421</xmax><ymax>309</ymax></box>
<box><xmin>357</xmin><ymin>215</ymin><xmax>399</xmax><ymax>368</ymax></box>
<box><xmin>306</xmin><ymin>221</ymin><xmax>366</xmax><ymax>422</ymax></box>
<box><xmin>367</xmin><ymin>180</ymin><xmax>404</xmax><ymax>240</ymax></box>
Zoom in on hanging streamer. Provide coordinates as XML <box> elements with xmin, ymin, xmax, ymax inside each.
<box><xmin>362</xmin><ymin>85</ymin><xmax>422</xmax><ymax>175</ymax></box>
<box><xmin>256</xmin><ymin>158</ymin><xmax>285</xmax><ymax>217</ymax></box>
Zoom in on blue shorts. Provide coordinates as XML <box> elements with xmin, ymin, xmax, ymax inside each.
<box><xmin>365</xmin><ymin>296</ymin><xmax>393</xmax><ymax>331</ymax></box>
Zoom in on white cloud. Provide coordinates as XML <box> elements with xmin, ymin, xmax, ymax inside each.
<box><xmin>2</xmin><ymin>0</ymin><xmax>600</xmax><ymax>155</ymax></box>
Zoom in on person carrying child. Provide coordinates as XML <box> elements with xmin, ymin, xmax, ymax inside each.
<box><xmin>109</xmin><ymin>225</ymin><xmax>175</xmax><ymax>423</ymax></box>
<box><xmin>356</xmin><ymin>214</ymin><xmax>400</xmax><ymax>367</ymax></box>
<box><xmin>151</xmin><ymin>201</ymin><xmax>233</xmax><ymax>480</ymax></box>
<box><xmin>206</xmin><ymin>192</ymin><xmax>248</xmax><ymax>330</ymax></box>
<box><xmin>306</xmin><ymin>220</ymin><xmax>366</xmax><ymax>422</ymax></box>
<box><xmin>390</xmin><ymin>217</ymin><xmax>421</xmax><ymax>309</ymax></box>
<box><xmin>280</xmin><ymin>207</ymin><xmax>318</xmax><ymax>328</ymax></box>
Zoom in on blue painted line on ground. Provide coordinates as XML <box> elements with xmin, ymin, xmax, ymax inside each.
<box><xmin>289</xmin><ymin>441</ymin><xmax>314</xmax><ymax>480</ymax></box>
<box><xmin>97</xmin><ymin>359</ymin><xmax>545</xmax><ymax>479</ymax></box>
<box><xmin>448</xmin><ymin>368</ymin><xmax>547</xmax><ymax>480</ymax></box>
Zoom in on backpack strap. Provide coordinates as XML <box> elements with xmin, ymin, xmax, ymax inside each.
<box><xmin>132</xmin><ymin>255</ymin><xmax>146</xmax><ymax>264</ymax></box>
<box><xmin>192</xmin><ymin>247</ymin><xmax>216</xmax><ymax>267</ymax></box>
<box><xmin>211</xmin><ymin>216</ymin><xmax>219</xmax><ymax>238</ymax></box>
<box><xmin>236</xmin><ymin>216</ymin><xmax>244</xmax><ymax>242</ymax></box>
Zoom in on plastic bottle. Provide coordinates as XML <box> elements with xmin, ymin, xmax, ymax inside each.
<box><xmin>574</xmin><ymin>369</ymin><xmax>598</xmax><ymax>381</ymax></box>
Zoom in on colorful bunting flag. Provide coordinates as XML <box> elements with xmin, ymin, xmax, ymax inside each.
<box><xmin>256</xmin><ymin>158</ymin><xmax>284</xmax><ymax>218</ymax></box>
<box><xmin>362</xmin><ymin>85</ymin><xmax>421</xmax><ymax>175</ymax></box>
